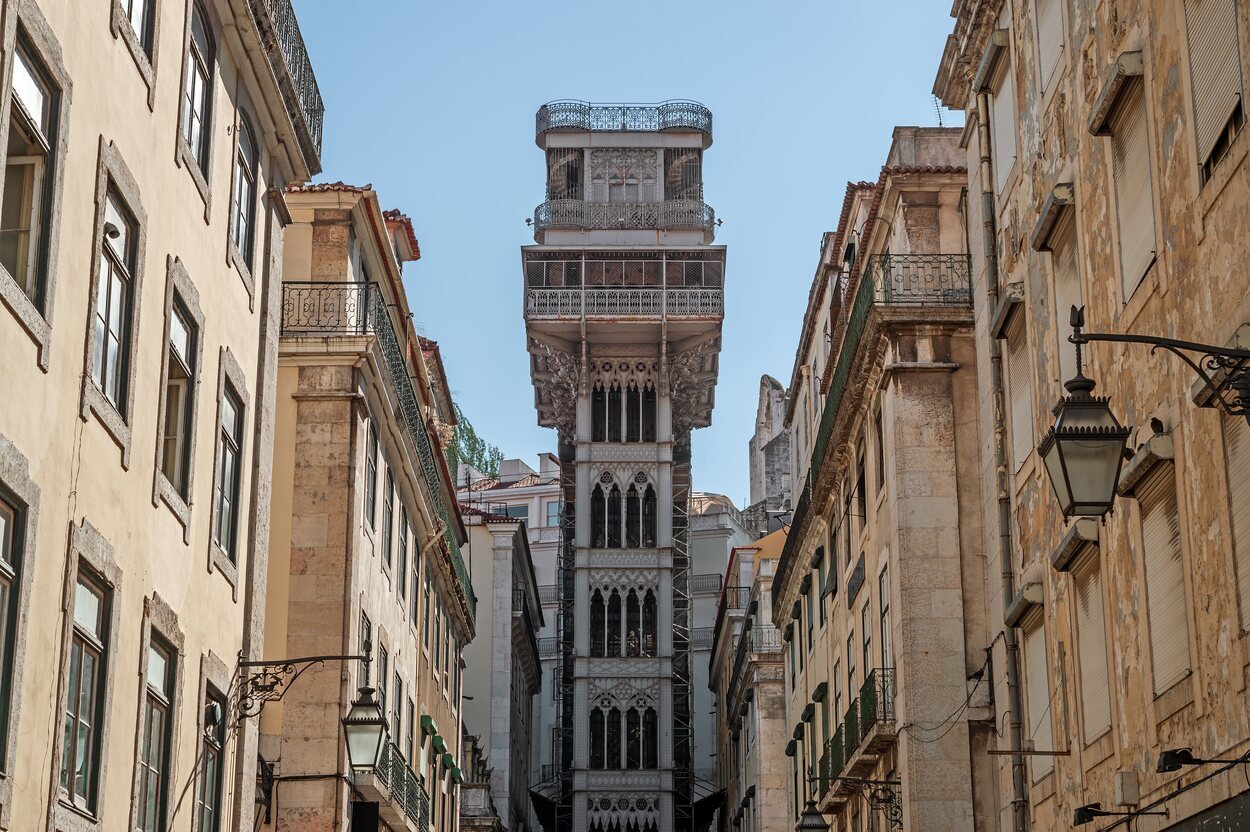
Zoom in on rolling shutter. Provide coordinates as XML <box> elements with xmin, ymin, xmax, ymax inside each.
<box><xmin>1185</xmin><ymin>0</ymin><xmax>1243</xmax><ymax>164</ymax></box>
<box><xmin>992</xmin><ymin>64</ymin><xmax>1017</xmax><ymax>193</ymax></box>
<box><xmin>1023</xmin><ymin>620</ymin><xmax>1054</xmax><ymax>779</ymax></box>
<box><xmin>1111</xmin><ymin>82</ymin><xmax>1156</xmax><ymax>297</ymax></box>
<box><xmin>1036</xmin><ymin>0</ymin><xmax>1064</xmax><ymax>87</ymax></box>
<box><xmin>1139</xmin><ymin>469</ymin><xmax>1190</xmax><ymax>693</ymax></box>
<box><xmin>1074</xmin><ymin>557</ymin><xmax>1111</xmax><ymax>740</ymax></box>
<box><xmin>1007</xmin><ymin>322</ymin><xmax>1035</xmax><ymax>471</ymax></box>
<box><xmin>1050</xmin><ymin>219</ymin><xmax>1082</xmax><ymax>383</ymax></box>
<box><xmin>1223</xmin><ymin>416</ymin><xmax>1250</xmax><ymax>628</ymax></box>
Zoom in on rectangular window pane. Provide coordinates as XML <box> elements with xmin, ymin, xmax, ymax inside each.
<box><xmin>11</xmin><ymin>49</ymin><xmax>49</xmax><ymax>135</ymax></box>
<box><xmin>1112</xmin><ymin>82</ymin><xmax>1156</xmax><ymax>297</ymax></box>
<box><xmin>1140</xmin><ymin>471</ymin><xmax>1190</xmax><ymax>693</ymax></box>
<box><xmin>1023</xmin><ymin>618</ymin><xmax>1054</xmax><ymax>779</ymax></box>
<box><xmin>73</xmin><ymin>579</ymin><xmax>102</xmax><ymax>635</ymax></box>
<box><xmin>1074</xmin><ymin>558</ymin><xmax>1111</xmax><ymax>739</ymax></box>
<box><xmin>1006</xmin><ymin>322</ymin><xmax>1034</xmax><ymax>471</ymax></box>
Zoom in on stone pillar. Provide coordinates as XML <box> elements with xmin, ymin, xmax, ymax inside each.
<box><xmin>490</xmin><ymin>532</ymin><xmax>516</xmax><ymax>822</ymax></box>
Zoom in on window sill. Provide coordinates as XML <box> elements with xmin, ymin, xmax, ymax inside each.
<box><xmin>228</xmin><ymin>240</ymin><xmax>256</xmax><ymax>311</ymax></box>
<box><xmin>154</xmin><ymin>472</ymin><xmax>193</xmax><ymax>544</ymax></box>
<box><xmin>109</xmin><ymin>3</ymin><xmax>157</xmax><ymax>111</ymax></box>
<box><xmin>1153</xmin><ymin>671</ymin><xmax>1195</xmax><ymax>724</ymax></box>
<box><xmin>1082</xmin><ymin>727</ymin><xmax>1115</xmax><ymax>771</ymax></box>
<box><xmin>80</xmin><ymin>380</ymin><xmax>133</xmax><ymax>469</ymax></box>
<box><xmin>53</xmin><ymin>796</ymin><xmax>102</xmax><ymax>832</ymax></box>
<box><xmin>175</xmin><ymin>137</ymin><xmax>212</xmax><ymax>222</ymax></box>
<box><xmin>0</xmin><ymin>270</ymin><xmax>52</xmax><ymax>370</ymax></box>
<box><xmin>1029</xmin><ymin>770</ymin><xmax>1056</xmax><ymax>804</ymax></box>
<box><xmin>1198</xmin><ymin>121</ymin><xmax>1249</xmax><ymax>231</ymax></box>
<box><xmin>208</xmin><ymin>540</ymin><xmax>239</xmax><ymax>601</ymax></box>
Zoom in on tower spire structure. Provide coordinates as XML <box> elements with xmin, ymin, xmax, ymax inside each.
<box><xmin>524</xmin><ymin>100</ymin><xmax>725</xmax><ymax>832</ymax></box>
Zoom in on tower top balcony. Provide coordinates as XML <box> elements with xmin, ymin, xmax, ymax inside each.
<box><xmin>535</xmin><ymin>100</ymin><xmax>713</xmax><ymax>148</ymax></box>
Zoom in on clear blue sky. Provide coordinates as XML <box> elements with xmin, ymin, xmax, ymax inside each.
<box><xmin>296</xmin><ymin>0</ymin><xmax>961</xmax><ymax>506</ymax></box>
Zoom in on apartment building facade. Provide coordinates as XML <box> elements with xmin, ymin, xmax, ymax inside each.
<box><xmin>460</xmin><ymin>507</ymin><xmax>544</xmax><ymax>832</ymax></box>
<box><xmin>0</xmin><ymin>0</ymin><xmax>321</xmax><ymax>828</ymax></box>
<box><xmin>771</xmin><ymin>128</ymin><xmax>993</xmax><ymax>831</ymax></box>
<box><xmin>934</xmin><ymin>0</ymin><xmax>1250</xmax><ymax>827</ymax></box>
<box><xmin>262</xmin><ymin>184</ymin><xmax>474</xmax><ymax>832</ymax></box>
<box><xmin>709</xmin><ymin>530</ymin><xmax>787</xmax><ymax>832</ymax></box>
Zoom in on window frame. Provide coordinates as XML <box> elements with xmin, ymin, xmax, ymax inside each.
<box><xmin>229</xmin><ymin>112</ymin><xmax>259</xmax><ymax>270</ymax></box>
<box><xmin>0</xmin><ymin>438</ymin><xmax>37</xmax><ymax>825</ymax></box>
<box><xmin>192</xmin><ymin>653</ymin><xmax>230</xmax><ymax>832</ymax></box>
<box><xmin>152</xmin><ymin>257</ymin><xmax>205</xmax><ymax>536</ymax></box>
<box><xmin>110</xmin><ymin>0</ymin><xmax>163</xmax><ymax>107</ymax></box>
<box><xmin>175</xmin><ymin>0</ymin><xmax>217</xmax><ymax>211</ymax></box>
<box><xmin>208</xmin><ymin>348</ymin><xmax>249</xmax><ymax>585</ymax></box>
<box><xmin>80</xmin><ymin>140</ymin><xmax>148</xmax><ymax>468</ymax></box>
<box><xmin>0</xmin><ymin>11</ymin><xmax>70</xmax><ymax>370</ymax></box>
<box><xmin>130</xmin><ymin>596</ymin><xmax>184</xmax><ymax>832</ymax></box>
<box><xmin>365</xmin><ymin>420</ymin><xmax>378</xmax><ymax>532</ymax></box>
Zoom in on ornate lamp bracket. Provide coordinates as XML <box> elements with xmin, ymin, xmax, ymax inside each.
<box><xmin>837</xmin><ymin>777</ymin><xmax>903</xmax><ymax>830</ymax></box>
<box><xmin>235</xmin><ymin>640</ymin><xmax>373</xmax><ymax>723</ymax></box>
<box><xmin>1070</xmin><ymin>305</ymin><xmax>1250</xmax><ymax>422</ymax></box>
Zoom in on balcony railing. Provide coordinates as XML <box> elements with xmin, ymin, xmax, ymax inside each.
<box><xmin>249</xmin><ymin>0</ymin><xmax>324</xmax><ymax>166</ymax></box>
<box><xmin>820</xmin><ymin>724</ymin><xmax>845</xmax><ymax>797</ymax></box>
<box><xmin>280</xmin><ymin>282</ymin><xmax>476</xmax><ymax>619</ymax></box>
<box><xmin>691</xmin><ymin>573</ymin><xmax>723</xmax><ymax>595</ymax></box>
<box><xmin>373</xmin><ymin>741</ymin><xmax>431</xmax><ymax>832</ymax></box>
<box><xmin>844</xmin><ymin>698</ymin><xmax>860</xmax><ymax>755</ymax></box>
<box><xmin>536</xmin><ymin>100</ymin><xmax>712</xmax><ymax>142</ymax></box>
<box><xmin>857</xmin><ymin>668</ymin><xmax>896</xmax><ymax>736</ymax></box>
<box><xmin>538</xmin><ymin>636</ymin><xmax>559</xmax><ymax>658</ymax></box>
<box><xmin>532</xmin><ymin>199</ymin><xmax>716</xmax><ymax>239</ymax></box>
<box><xmin>526</xmin><ymin>287</ymin><xmax>723</xmax><ymax>319</ymax></box>
<box><xmin>691</xmin><ymin>627</ymin><xmax>714</xmax><ymax>649</ymax></box>
<box><xmin>538</xmin><ymin>584</ymin><xmax>558</xmax><ymax>605</ymax></box>
<box><xmin>524</xmin><ymin>250</ymin><xmax>725</xmax><ymax>321</ymax></box>
<box><xmin>722</xmin><ymin>586</ymin><xmax>751</xmax><ymax>611</ymax></box>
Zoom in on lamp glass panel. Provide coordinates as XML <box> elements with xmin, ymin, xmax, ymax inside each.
<box><xmin>1042</xmin><ymin>438</ymin><xmax>1071</xmax><ymax>511</ymax></box>
<box><xmin>1061</xmin><ymin>435</ymin><xmax>1125</xmax><ymax>510</ymax></box>
<box><xmin>344</xmin><ymin>700</ymin><xmax>387</xmax><ymax>769</ymax></box>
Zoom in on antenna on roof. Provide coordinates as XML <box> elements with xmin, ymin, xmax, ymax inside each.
<box><xmin>933</xmin><ymin>95</ymin><xmax>944</xmax><ymax>128</ymax></box>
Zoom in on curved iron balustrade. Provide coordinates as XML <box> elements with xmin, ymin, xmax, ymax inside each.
<box><xmin>532</xmin><ymin>199</ymin><xmax>716</xmax><ymax>240</ymax></box>
<box><xmin>536</xmin><ymin>100</ymin><xmax>713</xmax><ymax>142</ymax></box>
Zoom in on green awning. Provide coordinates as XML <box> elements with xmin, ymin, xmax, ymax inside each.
<box><xmin>432</xmin><ymin>735</ymin><xmax>447</xmax><ymax>754</ymax></box>
<box><xmin>442</xmin><ymin>752</ymin><xmax>456</xmax><ymax>769</ymax></box>
<box><xmin>420</xmin><ymin>715</ymin><xmax>439</xmax><ymax>736</ymax></box>
<box><xmin>450</xmin><ymin>766</ymin><xmax>464</xmax><ymax>784</ymax></box>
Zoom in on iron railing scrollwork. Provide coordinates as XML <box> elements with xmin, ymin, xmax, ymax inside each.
<box><xmin>537</xmin><ymin>584</ymin><xmax>558</xmax><ymax>605</ymax></box>
<box><xmin>374</xmin><ymin>741</ymin><xmax>431</xmax><ymax>832</ymax></box>
<box><xmin>525</xmin><ymin>287</ymin><xmax>724</xmax><ymax>319</ymax></box>
<box><xmin>857</xmin><ymin>668</ymin><xmax>896</xmax><ymax>737</ymax></box>
<box><xmin>691</xmin><ymin>627</ymin><xmax>714</xmax><ymax>649</ymax></box>
<box><xmin>279</xmin><ymin>282</ymin><xmax>475</xmax><ymax>619</ymax></box>
<box><xmin>532</xmin><ymin>199</ymin><xmax>716</xmax><ymax>239</ymax></box>
<box><xmin>867</xmin><ymin>254</ymin><xmax>972</xmax><ymax>306</ymax></box>
<box><xmin>536</xmin><ymin>100</ymin><xmax>712</xmax><ymax>141</ymax></box>
<box><xmin>690</xmin><ymin>573</ymin><xmax>723</xmax><ymax>595</ymax></box>
<box><xmin>249</xmin><ymin>0</ymin><xmax>324</xmax><ymax>165</ymax></box>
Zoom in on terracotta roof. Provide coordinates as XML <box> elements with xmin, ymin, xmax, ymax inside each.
<box><xmin>383</xmin><ymin>208</ymin><xmax>421</xmax><ymax>261</ymax></box>
<box><xmin>459</xmin><ymin>503</ymin><xmax>523</xmax><ymax>524</ymax></box>
<box><xmin>460</xmin><ymin>473</ymin><xmax>555</xmax><ymax>492</ymax></box>
<box><xmin>284</xmin><ymin>181</ymin><xmax>371</xmax><ymax>193</ymax></box>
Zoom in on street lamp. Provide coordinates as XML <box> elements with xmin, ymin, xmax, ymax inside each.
<box><xmin>1157</xmin><ymin>747</ymin><xmax>1249</xmax><ymax>773</ymax></box>
<box><xmin>795</xmin><ymin>800</ymin><xmax>829</xmax><ymax>832</ymax></box>
<box><xmin>1074</xmin><ymin>802</ymin><xmax>1167</xmax><ymax>825</ymax></box>
<box><xmin>342</xmin><ymin>685</ymin><xmax>389</xmax><ymax>770</ymax></box>
<box><xmin>1038</xmin><ymin>308</ymin><xmax>1133</xmax><ymax>520</ymax></box>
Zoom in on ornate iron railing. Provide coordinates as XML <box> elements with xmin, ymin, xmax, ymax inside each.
<box><xmin>866</xmin><ymin>254</ymin><xmax>972</xmax><ymax>305</ymax></box>
<box><xmin>722</xmin><ymin>586</ymin><xmax>751</xmax><ymax>611</ymax></box>
<box><xmin>536</xmin><ymin>100</ymin><xmax>712</xmax><ymax>141</ymax></box>
<box><xmin>525</xmin><ymin>287</ymin><xmax>723</xmax><ymax>319</ymax></box>
<box><xmin>373</xmin><ymin>741</ymin><xmax>430</xmax><ymax>832</ymax></box>
<box><xmin>691</xmin><ymin>573</ymin><xmax>723</xmax><ymax>595</ymax></box>
<box><xmin>691</xmin><ymin>627</ymin><xmax>714</xmax><ymax>649</ymax></box>
<box><xmin>538</xmin><ymin>636</ymin><xmax>559</xmax><ymax>658</ymax></box>
<box><xmin>843</xmin><ymin>698</ymin><xmax>861</xmax><ymax>755</ymax></box>
<box><xmin>821</xmin><ymin>725</ymin><xmax>845</xmax><ymax>795</ymax></box>
<box><xmin>857</xmin><ymin>668</ymin><xmax>896</xmax><ymax>737</ymax></box>
<box><xmin>810</xmin><ymin>273</ymin><xmax>875</xmax><ymax>493</ymax></box>
<box><xmin>280</xmin><ymin>282</ymin><xmax>475</xmax><ymax>619</ymax></box>
<box><xmin>249</xmin><ymin>0</ymin><xmax>324</xmax><ymax>166</ymax></box>
<box><xmin>538</xmin><ymin>584</ymin><xmax>558</xmax><ymax>605</ymax></box>
<box><xmin>772</xmin><ymin>474</ymin><xmax>810</xmax><ymax>617</ymax></box>
<box><xmin>532</xmin><ymin>199</ymin><xmax>716</xmax><ymax>238</ymax></box>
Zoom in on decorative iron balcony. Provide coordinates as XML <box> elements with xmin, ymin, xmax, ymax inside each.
<box><xmin>691</xmin><ymin>573</ymin><xmax>724</xmax><ymax>595</ymax></box>
<box><xmin>535</xmin><ymin>100</ymin><xmax>712</xmax><ymax>143</ymax></box>
<box><xmin>532</xmin><ymin>199</ymin><xmax>716</xmax><ymax>240</ymax></box>
<box><xmin>538</xmin><ymin>636</ymin><xmax>559</xmax><ymax>658</ymax></box>
<box><xmin>524</xmin><ymin>250</ymin><xmax>725</xmax><ymax>320</ymax></box>
<box><xmin>819</xmin><ymin>725</ymin><xmax>846</xmax><ymax>797</ymax></box>
<box><xmin>538</xmin><ymin>584</ymin><xmax>558</xmax><ymax>605</ymax></box>
<box><xmin>249</xmin><ymin>0</ymin><xmax>324</xmax><ymax>168</ymax></box>
<box><xmin>280</xmin><ymin>282</ymin><xmax>475</xmax><ymax>619</ymax></box>
<box><xmin>691</xmin><ymin>627</ymin><xmax>715</xmax><ymax>649</ymax></box>
<box><xmin>857</xmin><ymin>668</ymin><xmax>896</xmax><ymax>738</ymax></box>
<box><xmin>373</xmin><ymin>741</ymin><xmax>431</xmax><ymax>832</ymax></box>
<box><xmin>723</xmin><ymin>586</ymin><xmax>751</xmax><ymax>611</ymax></box>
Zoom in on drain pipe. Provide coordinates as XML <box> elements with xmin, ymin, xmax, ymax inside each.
<box><xmin>977</xmin><ymin>87</ymin><xmax>1028</xmax><ymax>832</ymax></box>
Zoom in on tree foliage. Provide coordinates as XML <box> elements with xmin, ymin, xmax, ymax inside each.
<box><xmin>446</xmin><ymin>403</ymin><xmax>503</xmax><ymax>483</ymax></box>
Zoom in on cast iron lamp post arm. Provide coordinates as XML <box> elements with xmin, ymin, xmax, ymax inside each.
<box><xmin>235</xmin><ymin>639</ymin><xmax>374</xmax><ymax>722</ymax></box>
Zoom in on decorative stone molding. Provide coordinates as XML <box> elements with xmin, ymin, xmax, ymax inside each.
<box><xmin>531</xmin><ymin>337</ymin><xmax>579</xmax><ymax>437</ymax></box>
<box><xmin>589</xmin><ymin>148</ymin><xmax>660</xmax><ymax>183</ymax></box>
<box><xmin>586</xmin><ymin>793</ymin><xmax>659</xmax><ymax>830</ymax></box>
<box><xmin>590</xmin><ymin>678</ymin><xmax>660</xmax><ymax>710</ymax></box>
<box><xmin>587</xmin><ymin>568</ymin><xmax>660</xmax><ymax>589</ymax></box>
<box><xmin>590</xmin><ymin>358</ymin><xmax>659</xmax><ymax>390</ymax></box>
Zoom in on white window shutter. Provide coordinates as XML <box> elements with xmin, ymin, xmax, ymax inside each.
<box><xmin>1074</xmin><ymin>557</ymin><xmax>1112</xmax><ymax>740</ymax></box>
<box><xmin>1036</xmin><ymin>0</ymin><xmax>1064</xmax><ymax>87</ymax></box>
<box><xmin>1223</xmin><ymin>416</ymin><xmax>1250</xmax><ymax>629</ymax></box>
<box><xmin>1139</xmin><ymin>470</ymin><xmax>1190</xmax><ymax>693</ymax></box>
<box><xmin>1112</xmin><ymin>82</ymin><xmax>1156</xmax><ymax>297</ymax></box>
<box><xmin>1050</xmin><ymin>220</ymin><xmax>1082</xmax><ymax>383</ymax></box>
<box><xmin>1007</xmin><ymin>323</ymin><xmax>1035</xmax><ymax>471</ymax></box>
<box><xmin>1023</xmin><ymin>620</ymin><xmax>1054</xmax><ymax>779</ymax></box>
<box><xmin>1184</xmin><ymin>0</ymin><xmax>1243</xmax><ymax>164</ymax></box>
<box><xmin>992</xmin><ymin>65</ymin><xmax>1017</xmax><ymax>193</ymax></box>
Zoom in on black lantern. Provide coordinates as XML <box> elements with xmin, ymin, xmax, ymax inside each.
<box><xmin>1038</xmin><ymin>309</ymin><xmax>1132</xmax><ymax>520</ymax></box>
<box><xmin>342</xmin><ymin>686</ymin><xmax>388</xmax><ymax>770</ymax></box>
<box><xmin>1157</xmin><ymin>746</ymin><xmax>1247</xmax><ymax>773</ymax></box>
<box><xmin>795</xmin><ymin>800</ymin><xmax>829</xmax><ymax>832</ymax></box>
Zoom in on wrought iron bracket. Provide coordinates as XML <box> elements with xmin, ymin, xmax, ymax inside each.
<box><xmin>235</xmin><ymin>642</ymin><xmax>372</xmax><ymax>722</ymax></box>
<box><xmin>1070</xmin><ymin>305</ymin><xmax>1250</xmax><ymax>422</ymax></box>
<box><xmin>837</xmin><ymin>777</ymin><xmax>903</xmax><ymax>830</ymax></box>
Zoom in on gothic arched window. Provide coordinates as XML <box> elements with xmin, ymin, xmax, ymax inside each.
<box><xmin>607</xmin><ymin>484</ymin><xmax>622</xmax><ymax>548</ymax></box>
<box><xmin>607</xmin><ymin>384</ymin><xmax>622</xmax><ymax>442</ymax></box>
<box><xmin>591</xmin><ymin>385</ymin><xmax>607</xmax><ymax>443</ymax></box>
<box><xmin>606</xmin><ymin>707</ymin><xmax>622</xmax><ymax>769</ymax></box>
<box><xmin>642</xmin><ymin>590</ymin><xmax>657</xmax><ymax>657</ymax></box>
<box><xmin>625</xmin><ymin>485</ymin><xmax>641</xmax><ymax>547</ymax></box>
<box><xmin>607</xmin><ymin>590</ymin><xmax>622</xmax><ymax>657</ymax></box>
<box><xmin>642</xmin><ymin>485</ymin><xmax>657</xmax><ymax>547</ymax></box>
<box><xmin>590</xmin><ymin>708</ymin><xmax>605</xmax><ymax>769</ymax></box>
<box><xmin>591</xmin><ymin>485</ymin><xmax>606</xmax><ymax>548</ymax></box>
<box><xmin>626</xmin><ymin>708</ymin><xmax>642</xmax><ymax>769</ymax></box>
<box><xmin>642</xmin><ymin>385</ymin><xmax>657</xmax><ymax>441</ymax></box>
<box><xmin>590</xmin><ymin>590</ymin><xmax>606</xmax><ymax>658</ymax></box>
<box><xmin>625</xmin><ymin>590</ymin><xmax>641</xmax><ymax>657</ymax></box>
<box><xmin>643</xmin><ymin>707</ymin><xmax>658</xmax><ymax>768</ymax></box>
<box><xmin>626</xmin><ymin>384</ymin><xmax>642</xmax><ymax>442</ymax></box>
